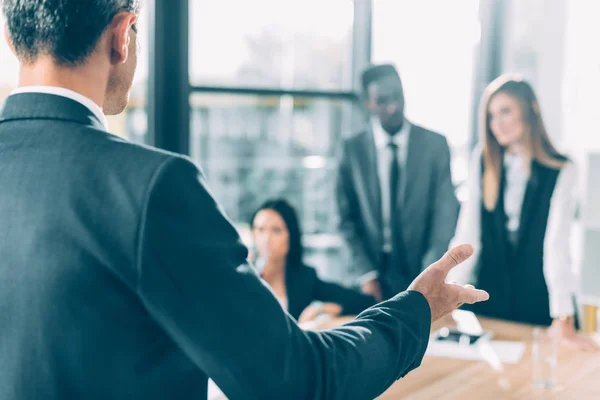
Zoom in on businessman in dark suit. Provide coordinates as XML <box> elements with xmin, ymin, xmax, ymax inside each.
<box><xmin>0</xmin><ymin>2</ymin><xmax>488</xmax><ymax>399</ymax></box>
<box><xmin>337</xmin><ymin>64</ymin><xmax>460</xmax><ymax>301</ymax></box>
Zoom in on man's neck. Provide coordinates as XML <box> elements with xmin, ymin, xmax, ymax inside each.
<box><xmin>18</xmin><ymin>57</ymin><xmax>108</xmax><ymax>111</ymax></box>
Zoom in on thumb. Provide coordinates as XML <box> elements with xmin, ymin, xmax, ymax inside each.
<box><xmin>433</xmin><ymin>244</ymin><xmax>474</xmax><ymax>276</ymax></box>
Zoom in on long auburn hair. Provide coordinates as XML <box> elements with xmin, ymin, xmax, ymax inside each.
<box><xmin>480</xmin><ymin>74</ymin><xmax>567</xmax><ymax>211</ymax></box>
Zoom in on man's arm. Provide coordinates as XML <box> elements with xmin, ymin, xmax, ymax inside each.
<box><xmin>421</xmin><ymin>137</ymin><xmax>460</xmax><ymax>270</ymax></box>
<box><xmin>137</xmin><ymin>156</ymin><xmax>431</xmax><ymax>400</ymax></box>
<box><xmin>335</xmin><ymin>140</ymin><xmax>379</xmax><ymax>283</ymax></box>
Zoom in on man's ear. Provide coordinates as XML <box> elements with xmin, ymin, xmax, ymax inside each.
<box><xmin>109</xmin><ymin>12</ymin><xmax>137</xmax><ymax>65</ymax></box>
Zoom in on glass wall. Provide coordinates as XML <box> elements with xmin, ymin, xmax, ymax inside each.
<box><xmin>188</xmin><ymin>0</ymin><xmax>360</xmax><ymax>239</ymax></box>
<box><xmin>190</xmin><ymin>93</ymin><xmax>358</xmax><ymax>235</ymax></box>
<box><xmin>189</xmin><ymin>0</ymin><xmax>354</xmax><ymax>90</ymax></box>
<box><xmin>500</xmin><ymin>0</ymin><xmax>566</xmax><ymax>146</ymax></box>
<box><xmin>562</xmin><ymin>0</ymin><xmax>600</xmax><ymax>153</ymax></box>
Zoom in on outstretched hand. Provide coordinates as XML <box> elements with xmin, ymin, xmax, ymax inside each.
<box><xmin>408</xmin><ymin>244</ymin><xmax>489</xmax><ymax>322</ymax></box>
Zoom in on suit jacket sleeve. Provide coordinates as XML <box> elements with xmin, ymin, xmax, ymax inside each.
<box><xmin>309</xmin><ymin>268</ymin><xmax>377</xmax><ymax>315</ymax></box>
<box><xmin>421</xmin><ymin>137</ymin><xmax>460</xmax><ymax>270</ymax></box>
<box><xmin>137</xmin><ymin>156</ymin><xmax>431</xmax><ymax>400</ymax></box>
<box><xmin>336</xmin><ymin>139</ymin><xmax>378</xmax><ymax>278</ymax></box>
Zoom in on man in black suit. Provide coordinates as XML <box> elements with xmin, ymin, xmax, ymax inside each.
<box><xmin>337</xmin><ymin>64</ymin><xmax>460</xmax><ymax>301</ymax></box>
<box><xmin>0</xmin><ymin>2</ymin><xmax>488</xmax><ymax>399</ymax></box>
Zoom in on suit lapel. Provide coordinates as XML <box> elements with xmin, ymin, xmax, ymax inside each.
<box><xmin>401</xmin><ymin>125</ymin><xmax>425</xmax><ymax>229</ymax></box>
<box><xmin>517</xmin><ymin>162</ymin><xmax>540</xmax><ymax>245</ymax></box>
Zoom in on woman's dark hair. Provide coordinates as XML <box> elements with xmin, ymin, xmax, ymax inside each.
<box><xmin>250</xmin><ymin>198</ymin><xmax>303</xmax><ymax>270</ymax></box>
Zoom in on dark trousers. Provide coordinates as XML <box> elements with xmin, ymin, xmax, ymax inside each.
<box><xmin>380</xmin><ymin>252</ymin><xmax>411</xmax><ymax>300</ymax></box>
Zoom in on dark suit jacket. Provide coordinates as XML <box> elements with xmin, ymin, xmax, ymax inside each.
<box><xmin>286</xmin><ymin>264</ymin><xmax>376</xmax><ymax>319</ymax></box>
<box><xmin>337</xmin><ymin>123</ymin><xmax>459</xmax><ymax>295</ymax></box>
<box><xmin>0</xmin><ymin>93</ymin><xmax>431</xmax><ymax>400</ymax></box>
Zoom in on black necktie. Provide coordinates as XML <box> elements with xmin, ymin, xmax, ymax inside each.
<box><xmin>388</xmin><ymin>142</ymin><xmax>400</xmax><ymax>216</ymax></box>
<box><xmin>387</xmin><ymin>141</ymin><xmax>409</xmax><ymax>293</ymax></box>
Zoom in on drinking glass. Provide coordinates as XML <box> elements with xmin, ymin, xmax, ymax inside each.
<box><xmin>531</xmin><ymin>327</ymin><xmax>558</xmax><ymax>389</ymax></box>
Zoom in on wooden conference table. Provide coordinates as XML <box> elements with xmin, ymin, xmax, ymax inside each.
<box><xmin>307</xmin><ymin>315</ymin><xmax>600</xmax><ymax>399</ymax></box>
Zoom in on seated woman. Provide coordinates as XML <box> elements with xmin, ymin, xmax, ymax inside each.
<box><xmin>448</xmin><ymin>74</ymin><xmax>596</xmax><ymax>350</ymax></box>
<box><xmin>251</xmin><ymin>198</ymin><xmax>376</xmax><ymax>323</ymax></box>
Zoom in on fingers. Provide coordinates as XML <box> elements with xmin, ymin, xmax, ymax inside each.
<box><xmin>434</xmin><ymin>244</ymin><xmax>474</xmax><ymax>275</ymax></box>
<box><xmin>574</xmin><ymin>336</ymin><xmax>599</xmax><ymax>352</ymax></box>
<box><xmin>562</xmin><ymin>336</ymin><xmax>598</xmax><ymax>352</ymax></box>
<box><xmin>322</xmin><ymin>303</ymin><xmax>343</xmax><ymax>316</ymax></box>
<box><xmin>456</xmin><ymin>285</ymin><xmax>490</xmax><ymax>304</ymax></box>
<box><xmin>362</xmin><ymin>280</ymin><xmax>383</xmax><ymax>302</ymax></box>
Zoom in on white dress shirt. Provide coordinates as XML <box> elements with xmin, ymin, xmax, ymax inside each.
<box><xmin>503</xmin><ymin>153</ymin><xmax>529</xmax><ymax>235</ymax></box>
<box><xmin>11</xmin><ymin>86</ymin><xmax>108</xmax><ymax>130</ymax></box>
<box><xmin>358</xmin><ymin>119</ymin><xmax>411</xmax><ymax>284</ymax></box>
<box><xmin>448</xmin><ymin>148</ymin><xmax>578</xmax><ymax>318</ymax></box>
<box><xmin>372</xmin><ymin>118</ymin><xmax>411</xmax><ymax>253</ymax></box>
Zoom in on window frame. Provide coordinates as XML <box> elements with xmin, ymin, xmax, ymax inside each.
<box><xmin>147</xmin><ymin>0</ymin><xmax>373</xmax><ymax>155</ymax></box>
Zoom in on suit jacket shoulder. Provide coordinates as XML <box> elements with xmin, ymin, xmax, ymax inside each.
<box><xmin>342</xmin><ymin>129</ymin><xmax>371</xmax><ymax>150</ymax></box>
<box><xmin>409</xmin><ymin>123</ymin><xmax>448</xmax><ymax>148</ymax></box>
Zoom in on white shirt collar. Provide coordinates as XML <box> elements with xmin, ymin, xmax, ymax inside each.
<box><xmin>372</xmin><ymin>117</ymin><xmax>411</xmax><ymax>150</ymax></box>
<box><xmin>503</xmin><ymin>152</ymin><xmax>529</xmax><ymax>175</ymax></box>
<box><xmin>11</xmin><ymin>86</ymin><xmax>108</xmax><ymax>130</ymax></box>
<box><xmin>503</xmin><ymin>151</ymin><xmax>522</xmax><ymax>166</ymax></box>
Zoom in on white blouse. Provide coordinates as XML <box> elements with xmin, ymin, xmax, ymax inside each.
<box><xmin>448</xmin><ymin>148</ymin><xmax>578</xmax><ymax>318</ymax></box>
<box><xmin>503</xmin><ymin>153</ymin><xmax>529</xmax><ymax>234</ymax></box>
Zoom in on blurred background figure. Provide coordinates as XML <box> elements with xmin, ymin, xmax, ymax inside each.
<box><xmin>251</xmin><ymin>198</ymin><xmax>376</xmax><ymax>322</ymax></box>
<box><xmin>448</xmin><ymin>75</ymin><xmax>597</xmax><ymax>351</ymax></box>
<box><xmin>336</xmin><ymin>64</ymin><xmax>459</xmax><ymax>301</ymax></box>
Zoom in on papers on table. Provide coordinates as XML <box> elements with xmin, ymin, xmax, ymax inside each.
<box><xmin>426</xmin><ymin>338</ymin><xmax>526</xmax><ymax>365</ymax></box>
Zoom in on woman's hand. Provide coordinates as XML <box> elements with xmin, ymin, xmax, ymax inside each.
<box><xmin>298</xmin><ymin>302</ymin><xmax>343</xmax><ymax>324</ymax></box>
<box><xmin>361</xmin><ymin>278</ymin><xmax>383</xmax><ymax>302</ymax></box>
<box><xmin>548</xmin><ymin>317</ymin><xmax>599</xmax><ymax>351</ymax></box>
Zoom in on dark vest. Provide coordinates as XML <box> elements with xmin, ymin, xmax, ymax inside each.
<box><xmin>468</xmin><ymin>159</ymin><xmax>563</xmax><ymax>326</ymax></box>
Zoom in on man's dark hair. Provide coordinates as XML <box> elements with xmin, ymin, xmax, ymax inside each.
<box><xmin>2</xmin><ymin>0</ymin><xmax>141</xmax><ymax>66</ymax></box>
<box><xmin>361</xmin><ymin>64</ymin><xmax>401</xmax><ymax>96</ymax></box>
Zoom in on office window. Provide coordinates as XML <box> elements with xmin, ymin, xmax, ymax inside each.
<box><xmin>500</xmin><ymin>0</ymin><xmax>566</xmax><ymax>145</ymax></box>
<box><xmin>189</xmin><ymin>0</ymin><xmax>354</xmax><ymax>90</ymax></box>
<box><xmin>188</xmin><ymin>0</ymin><xmax>365</xmax><ymax>238</ymax></box>
<box><xmin>190</xmin><ymin>93</ymin><xmax>359</xmax><ymax>235</ymax></box>
<box><xmin>371</xmin><ymin>0</ymin><xmax>481</xmax><ymax>184</ymax></box>
<box><xmin>502</xmin><ymin>0</ymin><xmax>546</xmax><ymax>80</ymax></box>
<box><xmin>562</xmin><ymin>1</ymin><xmax>600</xmax><ymax>152</ymax></box>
